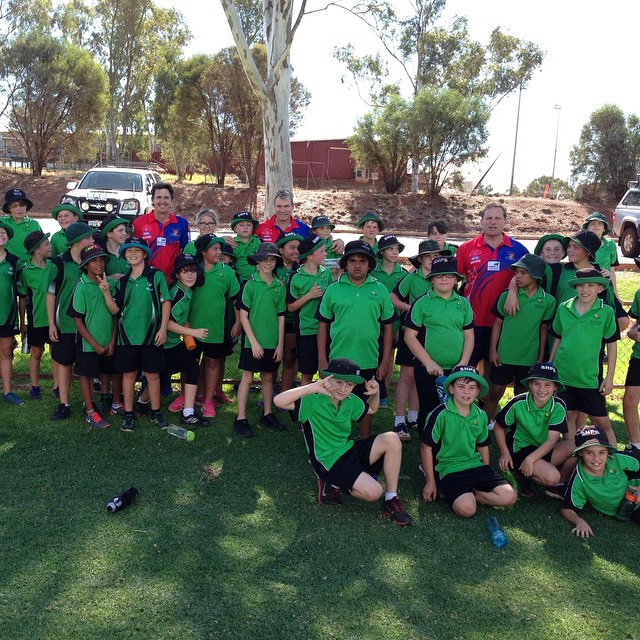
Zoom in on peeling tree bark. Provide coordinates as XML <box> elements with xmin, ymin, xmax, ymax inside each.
<box><xmin>219</xmin><ymin>0</ymin><xmax>306</xmax><ymax>217</ymax></box>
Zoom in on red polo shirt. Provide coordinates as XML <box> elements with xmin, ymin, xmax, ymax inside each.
<box><xmin>255</xmin><ymin>214</ymin><xmax>311</xmax><ymax>243</ymax></box>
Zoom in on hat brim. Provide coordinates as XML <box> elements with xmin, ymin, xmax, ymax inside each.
<box><xmin>339</xmin><ymin>252</ymin><xmax>376</xmax><ymax>270</ymax></box>
<box><xmin>3</xmin><ymin>197</ymin><xmax>33</xmax><ymax>213</ymax></box>
<box><xmin>443</xmin><ymin>370</ymin><xmax>489</xmax><ymax>398</ymax></box>
<box><xmin>320</xmin><ymin>369</ymin><xmax>365</xmax><ymax>384</ymax></box>
<box><xmin>100</xmin><ymin>217</ymin><xmax>130</xmax><ymax>237</ymax></box>
<box><xmin>572</xmin><ymin>440</ymin><xmax>617</xmax><ymax>457</ymax></box>
<box><xmin>197</xmin><ymin>237</ymin><xmax>225</xmax><ymax>254</ymax></box>
<box><xmin>356</xmin><ymin>214</ymin><xmax>384</xmax><ymax>231</ymax></box>
<box><xmin>231</xmin><ymin>219</ymin><xmax>259</xmax><ymax>231</ymax></box>
<box><xmin>299</xmin><ymin>242</ymin><xmax>326</xmax><ymax>261</ymax></box>
<box><xmin>520</xmin><ymin>375</ymin><xmax>565</xmax><ymax>393</ymax></box>
<box><xmin>534</xmin><ymin>234</ymin><xmax>568</xmax><ymax>257</ymax></box>
<box><xmin>409</xmin><ymin>249</ymin><xmax>451</xmax><ymax>269</ymax></box>
<box><xmin>52</xmin><ymin>203</ymin><xmax>83</xmax><ymax>220</ymax></box>
<box><xmin>66</xmin><ymin>228</ymin><xmax>95</xmax><ymax>247</ymax></box>
<box><xmin>312</xmin><ymin>223</ymin><xmax>335</xmax><ymax>230</ymax></box>
<box><xmin>582</xmin><ymin>219</ymin><xmax>611</xmax><ymax>235</ymax></box>
<box><xmin>566</xmin><ymin>276</ymin><xmax>609</xmax><ymax>288</ymax></box>
<box><xmin>79</xmin><ymin>250</ymin><xmax>108</xmax><ymax>269</ymax></box>
<box><xmin>276</xmin><ymin>234</ymin><xmax>303</xmax><ymax>248</ymax></box>
<box><xmin>377</xmin><ymin>242</ymin><xmax>405</xmax><ymax>256</ymax></box>
<box><xmin>27</xmin><ymin>232</ymin><xmax>50</xmax><ymax>255</ymax></box>
<box><xmin>427</xmin><ymin>269</ymin><xmax>463</xmax><ymax>280</ymax></box>
<box><xmin>119</xmin><ymin>242</ymin><xmax>152</xmax><ymax>259</ymax></box>
<box><xmin>247</xmin><ymin>251</ymin><xmax>283</xmax><ymax>266</ymax></box>
<box><xmin>565</xmin><ymin>237</ymin><xmax>598</xmax><ymax>260</ymax></box>
<box><xmin>0</xmin><ymin>221</ymin><xmax>15</xmax><ymax>239</ymax></box>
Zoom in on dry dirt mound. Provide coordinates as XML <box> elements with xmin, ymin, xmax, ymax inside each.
<box><xmin>0</xmin><ymin>169</ymin><xmax>616</xmax><ymax>237</ymax></box>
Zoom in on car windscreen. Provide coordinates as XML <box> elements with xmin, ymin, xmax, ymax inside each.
<box><xmin>622</xmin><ymin>190</ymin><xmax>640</xmax><ymax>207</ymax></box>
<box><xmin>78</xmin><ymin>171</ymin><xmax>143</xmax><ymax>192</ymax></box>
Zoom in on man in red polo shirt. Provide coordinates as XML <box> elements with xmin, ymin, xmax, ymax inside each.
<box><xmin>132</xmin><ymin>182</ymin><xmax>190</xmax><ymax>280</ymax></box>
<box><xmin>456</xmin><ymin>203</ymin><xmax>528</xmax><ymax>370</ymax></box>
<box><xmin>255</xmin><ymin>189</ymin><xmax>311</xmax><ymax>242</ymax></box>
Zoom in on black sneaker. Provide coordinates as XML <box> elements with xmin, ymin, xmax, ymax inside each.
<box><xmin>393</xmin><ymin>422</ymin><xmax>411</xmax><ymax>442</ymax></box>
<box><xmin>234</xmin><ymin>418</ymin><xmax>254</xmax><ymax>438</ymax></box>
<box><xmin>134</xmin><ymin>400</ymin><xmax>150</xmax><ymax>416</ymax></box>
<box><xmin>407</xmin><ymin>420</ymin><xmax>418</xmax><ymax>431</ymax></box>
<box><xmin>50</xmin><ymin>403</ymin><xmax>70</xmax><ymax>421</ymax></box>
<box><xmin>381</xmin><ymin>496</ymin><xmax>413</xmax><ymax>526</ymax></box>
<box><xmin>544</xmin><ymin>483</ymin><xmax>566</xmax><ymax>500</ymax></box>
<box><xmin>515</xmin><ymin>470</ymin><xmax>535</xmax><ymax>497</ymax></box>
<box><xmin>151</xmin><ymin>411</ymin><xmax>168</xmax><ymax>429</ymax></box>
<box><xmin>317</xmin><ymin>478</ymin><xmax>342</xmax><ymax>505</ymax></box>
<box><xmin>624</xmin><ymin>443</ymin><xmax>640</xmax><ymax>453</ymax></box>
<box><xmin>180</xmin><ymin>413</ymin><xmax>210</xmax><ymax>427</ymax></box>
<box><xmin>97</xmin><ymin>394</ymin><xmax>112</xmax><ymax>415</ymax></box>
<box><xmin>121</xmin><ymin>414</ymin><xmax>135</xmax><ymax>431</ymax></box>
<box><xmin>261</xmin><ymin>412</ymin><xmax>286</xmax><ymax>431</ymax></box>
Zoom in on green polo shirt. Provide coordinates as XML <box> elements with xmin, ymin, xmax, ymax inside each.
<box><xmin>324</xmin><ymin>238</ymin><xmax>342</xmax><ymax>261</ymax></box>
<box><xmin>105</xmin><ymin>251</ymin><xmax>130</xmax><ymax>277</ymax></box>
<box><xmin>183</xmin><ymin>240</ymin><xmax>196</xmax><ymax>256</ymax></box>
<box><xmin>564</xmin><ymin>453</ymin><xmax>640</xmax><ymax>516</ymax></box>
<box><xmin>233</xmin><ymin>235</ymin><xmax>261</xmax><ymax>282</ymax></box>
<box><xmin>420</xmin><ymin>399</ymin><xmax>490</xmax><ymax>479</ymax></box>
<box><xmin>17</xmin><ymin>259</ymin><xmax>51</xmax><ymax>328</ymax></box>
<box><xmin>372</xmin><ymin>262</ymin><xmax>408</xmax><ymax>294</ymax></box>
<box><xmin>275</xmin><ymin>263</ymin><xmax>298</xmax><ymax>325</ymax></box>
<box><xmin>594</xmin><ymin>236</ymin><xmax>619</xmax><ymax>271</ymax></box>
<box><xmin>0</xmin><ymin>252</ymin><xmax>19</xmax><ymax>328</ymax></box>
<box><xmin>393</xmin><ymin>269</ymin><xmax>433</xmax><ymax>305</ymax></box>
<box><xmin>629</xmin><ymin>290</ymin><xmax>640</xmax><ymax>360</ymax></box>
<box><xmin>287</xmin><ymin>264</ymin><xmax>333</xmax><ymax>336</ymax></box>
<box><xmin>188</xmin><ymin>262</ymin><xmax>240</xmax><ymax>343</ymax></box>
<box><xmin>443</xmin><ymin>241</ymin><xmax>458</xmax><ymax>256</ymax></box>
<box><xmin>46</xmin><ymin>251</ymin><xmax>83</xmax><ymax>335</ymax></box>
<box><xmin>405</xmin><ymin>290</ymin><xmax>473</xmax><ymax>369</ymax></box>
<box><xmin>296</xmin><ymin>392</ymin><xmax>367</xmax><ymax>472</ymax></box>
<box><xmin>493</xmin><ymin>286</ymin><xmax>556</xmax><ymax>365</ymax></box>
<box><xmin>115</xmin><ymin>266</ymin><xmax>169</xmax><ymax>346</ymax></box>
<box><xmin>2</xmin><ymin>215</ymin><xmax>42</xmax><ymax>262</ymax></box>
<box><xmin>318</xmin><ymin>273</ymin><xmax>394</xmax><ymax>370</ymax></box>
<box><xmin>166</xmin><ymin>282</ymin><xmax>192</xmax><ymax>349</ymax></box>
<box><xmin>237</xmin><ymin>272</ymin><xmax>286</xmax><ymax>349</ymax></box>
<box><xmin>551</xmin><ymin>297</ymin><xmax>618</xmax><ymax>389</ymax></box>
<box><xmin>495</xmin><ymin>392</ymin><xmax>567</xmax><ymax>453</ymax></box>
<box><xmin>50</xmin><ymin>229</ymin><xmax>68</xmax><ymax>258</ymax></box>
<box><xmin>68</xmin><ymin>274</ymin><xmax>116</xmax><ymax>352</ymax></box>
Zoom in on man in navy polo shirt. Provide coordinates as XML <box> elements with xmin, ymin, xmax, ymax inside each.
<box><xmin>132</xmin><ymin>182</ymin><xmax>189</xmax><ymax>281</ymax></box>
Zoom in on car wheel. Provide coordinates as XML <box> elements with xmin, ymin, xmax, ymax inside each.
<box><xmin>620</xmin><ymin>226</ymin><xmax>640</xmax><ymax>257</ymax></box>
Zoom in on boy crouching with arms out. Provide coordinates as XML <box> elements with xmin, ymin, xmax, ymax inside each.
<box><xmin>420</xmin><ymin>365</ymin><xmax>517</xmax><ymax>517</ymax></box>
<box><xmin>274</xmin><ymin>358</ymin><xmax>412</xmax><ymax>526</ymax></box>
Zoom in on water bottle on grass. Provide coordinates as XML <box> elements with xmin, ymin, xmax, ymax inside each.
<box><xmin>486</xmin><ymin>516</ymin><xmax>507</xmax><ymax>548</ymax></box>
<box><xmin>167</xmin><ymin>424</ymin><xmax>195</xmax><ymax>441</ymax></box>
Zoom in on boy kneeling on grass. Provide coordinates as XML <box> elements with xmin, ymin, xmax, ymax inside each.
<box><xmin>561</xmin><ymin>426</ymin><xmax>640</xmax><ymax>537</ymax></box>
<box><xmin>420</xmin><ymin>365</ymin><xmax>517</xmax><ymax>517</ymax></box>
<box><xmin>274</xmin><ymin>358</ymin><xmax>412</xmax><ymax>526</ymax></box>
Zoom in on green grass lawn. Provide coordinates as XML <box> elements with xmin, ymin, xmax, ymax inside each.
<box><xmin>2</xmin><ymin>358</ymin><xmax>640</xmax><ymax>640</ymax></box>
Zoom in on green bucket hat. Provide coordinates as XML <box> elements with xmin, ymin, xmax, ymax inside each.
<box><xmin>311</xmin><ymin>215</ymin><xmax>335</xmax><ymax>230</ymax></box>
<box><xmin>511</xmin><ymin>253</ymin><xmax>546</xmax><ymax>281</ymax></box>
<box><xmin>356</xmin><ymin>211</ymin><xmax>384</xmax><ymax>231</ymax></box>
<box><xmin>24</xmin><ymin>230</ymin><xmax>50</xmax><ymax>255</ymax></box>
<box><xmin>52</xmin><ymin>203</ymin><xmax>83</xmax><ymax>220</ymax></box>
<box><xmin>276</xmin><ymin>231</ymin><xmax>303</xmax><ymax>248</ymax></box>
<box><xmin>99</xmin><ymin>214</ymin><xmax>130</xmax><ymax>238</ymax></box>
<box><xmin>582</xmin><ymin>212</ymin><xmax>610</xmax><ymax>235</ymax></box>
<box><xmin>534</xmin><ymin>234</ymin><xmax>567</xmax><ymax>258</ymax></box>
<box><xmin>520</xmin><ymin>363</ymin><xmax>565</xmax><ymax>393</ymax></box>
<box><xmin>65</xmin><ymin>222</ymin><xmax>94</xmax><ymax>246</ymax></box>
<box><xmin>119</xmin><ymin>237</ymin><xmax>152</xmax><ymax>259</ymax></box>
<box><xmin>566</xmin><ymin>267</ymin><xmax>609</xmax><ymax>288</ymax></box>
<box><xmin>443</xmin><ymin>365</ymin><xmax>489</xmax><ymax>398</ymax></box>
<box><xmin>0</xmin><ymin>219</ymin><xmax>15</xmax><ymax>239</ymax></box>
<box><xmin>298</xmin><ymin>235</ymin><xmax>326</xmax><ymax>261</ymax></box>
<box><xmin>194</xmin><ymin>233</ymin><xmax>225</xmax><ymax>255</ymax></box>
<box><xmin>230</xmin><ymin>210</ymin><xmax>259</xmax><ymax>231</ymax></box>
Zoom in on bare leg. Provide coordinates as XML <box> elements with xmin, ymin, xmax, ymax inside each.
<box><xmin>623</xmin><ymin>385</ymin><xmax>640</xmax><ymax>443</ymax></box>
<box><xmin>146</xmin><ymin>372</ymin><xmax>161</xmax><ymax>411</ymax></box>
<box><xmin>0</xmin><ymin>337</ymin><xmax>14</xmax><ymax>394</ymax></box>
<box><xmin>29</xmin><ymin>345</ymin><xmax>43</xmax><ymax>387</ymax></box>
<box><xmin>236</xmin><ymin>370</ymin><xmax>253</xmax><ymax>420</ymax></box>
<box><xmin>79</xmin><ymin>376</ymin><xmax>95</xmax><ymax>412</ymax></box>
<box><xmin>122</xmin><ymin>371</ymin><xmax>137</xmax><ymax>411</ymax></box>
<box><xmin>261</xmin><ymin>371</ymin><xmax>274</xmax><ymax>414</ymax></box>
<box><xmin>483</xmin><ymin>383</ymin><xmax>507</xmax><ymax>422</ymax></box>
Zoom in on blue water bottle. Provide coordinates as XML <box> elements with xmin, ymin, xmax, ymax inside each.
<box><xmin>486</xmin><ymin>516</ymin><xmax>507</xmax><ymax>548</ymax></box>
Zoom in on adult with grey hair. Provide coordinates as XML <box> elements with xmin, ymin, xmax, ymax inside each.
<box><xmin>455</xmin><ymin>203</ymin><xmax>528</xmax><ymax>370</ymax></box>
<box><xmin>256</xmin><ymin>188</ymin><xmax>311</xmax><ymax>243</ymax></box>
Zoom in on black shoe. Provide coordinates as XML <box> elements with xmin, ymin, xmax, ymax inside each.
<box><xmin>50</xmin><ymin>403</ymin><xmax>70</xmax><ymax>421</ymax></box>
<box><xmin>233</xmin><ymin>418</ymin><xmax>254</xmax><ymax>438</ymax></box>
<box><xmin>406</xmin><ymin>420</ymin><xmax>418</xmax><ymax>431</ymax></box>
<box><xmin>180</xmin><ymin>413</ymin><xmax>210</xmax><ymax>427</ymax></box>
<box><xmin>515</xmin><ymin>470</ymin><xmax>535</xmax><ymax>497</ymax></box>
<box><xmin>134</xmin><ymin>400</ymin><xmax>150</xmax><ymax>416</ymax></box>
<box><xmin>151</xmin><ymin>411</ymin><xmax>168</xmax><ymax>429</ymax></box>
<box><xmin>393</xmin><ymin>422</ymin><xmax>411</xmax><ymax>442</ymax></box>
<box><xmin>261</xmin><ymin>412</ymin><xmax>285</xmax><ymax>431</ymax></box>
<box><xmin>544</xmin><ymin>483</ymin><xmax>566</xmax><ymax>500</ymax></box>
<box><xmin>121</xmin><ymin>414</ymin><xmax>135</xmax><ymax>432</ymax></box>
<box><xmin>317</xmin><ymin>478</ymin><xmax>342</xmax><ymax>505</ymax></box>
<box><xmin>381</xmin><ymin>497</ymin><xmax>413</xmax><ymax>526</ymax></box>
<box><xmin>97</xmin><ymin>394</ymin><xmax>112</xmax><ymax>415</ymax></box>
<box><xmin>624</xmin><ymin>443</ymin><xmax>640</xmax><ymax>453</ymax></box>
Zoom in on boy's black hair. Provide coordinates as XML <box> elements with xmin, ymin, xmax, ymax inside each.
<box><xmin>428</xmin><ymin>219</ymin><xmax>448</xmax><ymax>235</ymax></box>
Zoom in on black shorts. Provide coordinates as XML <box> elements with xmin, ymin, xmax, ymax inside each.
<box><xmin>0</xmin><ymin>322</ymin><xmax>18</xmax><ymax>338</ymax></box>
<box><xmin>510</xmin><ymin>442</ymin><xmax>553</xmax><ymax>469</ymax></box>
<box><xmin>50</xmin><ymin>333</ymin><xmax>76</xmax><ymax>366</ymax></box>
<box><xmin>194</xmin><ymin>339</ymin><xmax>226</xmax><ymax>360</ymax></box>
<box><xmin>558</xmin><ymin>385</ymin><xmax>608</xmax><ymax>417</ymax></box>
<box><xmin>490</xmin><ymin>363</ymin><xmax>531</xmax><ymax>388</ymax></box>
<box><xmin>352</xmin><ymin>368</ymin><xmax>377</xmax><ymax>403</ymax></box>
<box><xmin>297</xmin><ymin>333</ymin><xmax>319</xmax><ymax>375</ymax></box>
<box><xmin>239</xmin><ymin>346</ymin><xmax>280</xmax><ymax>373</ymax></box>
<box><xmin>165</xmin><ymin>343</ymin><xmax>199</xmax><ymax>385</ymax></box>
<box><xmin>322</xmin><ymin>436</ymin><xmax>384</xmax><ymax>493</ymax></box>
<box><xmin>27</xmin><ymin>325</ymin><xmax>49</xmax><ymax>348</ymax></box>
<box><xmin>394</xmin><ymin>329</ymin><xmax>415</xmax><ymax>367</ymax></box>
<box><xmin>285</xmin><ymin>322</ymin><xmax>296</xmax><ymax>335</ymax></box>
<box><xmin>439</xmin><ymin>465</ymin><xmax>507</xmax><ymax>507</ymax></box>
<box><xmin>470</xmin><ymin>326</ymin><xmax>492</xmax><ymax>366</ymax></box>
<box><xmin>626</xmin><ymin>358</ymin><xmax>640</xmax><ymax>387</ymax></box>
<box><xmin>114</xmin><ymin>344</ymin><xmax>165</xmax><ymax>374</ymax></box>
<box><xmin>73</xmin><ymin>349</ymin><xmax>115</xmax><ymax>378</ymax></box>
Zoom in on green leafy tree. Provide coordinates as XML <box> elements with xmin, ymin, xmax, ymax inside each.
<box><xmin>524</xmin><ymin>175</ymin><xmax>574</xmax><ymax>198</ymax></box>
<box><xmin>347</xmin><ymin>94</ymin><xmax>412</xmax><ymax>193</ymax></box>
<box><xmin>570</xmin><ymin>104</ymin><xmax>640</xmax><ymax>199</ymax></box>
<box><xmin>4</xmin><ymin>31</ymin><xmax>107</xmax><ymax>175</ymax></box>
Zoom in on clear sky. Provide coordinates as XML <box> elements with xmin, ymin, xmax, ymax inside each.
<box><xmin>159</xmin><ymin>0</ymin><xmax>640</xmax><ymax>193</ymax></box>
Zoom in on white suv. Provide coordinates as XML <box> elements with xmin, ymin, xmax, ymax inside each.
<box><xmin>612</xmin><ymin>175</ymin><xmax>640</xmax><ymax>257</ymax></box>
<box><xmin>60</xmin><ymin>166</ymin><xmax>162</xmax><ymax>227</ymax></box>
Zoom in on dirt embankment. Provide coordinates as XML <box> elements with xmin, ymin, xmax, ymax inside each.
<box><xmin>0</xmin><ymin>169</ymin><xmax>617</xmax><ymax>237</ymax></box>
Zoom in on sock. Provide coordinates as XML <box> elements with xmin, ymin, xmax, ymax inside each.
<box><xmin>407</xmin><ymin>410</ymin><xmax>418</xmax><ymax>423</ymax></box>
<box><xmin>631</xmin><ymin>442</ymin><xmax>640</xmax><ymax>449</ymax></box>
<box><xmin>151</xmin><ymin>407</ymin><xmax>161</xmax><ymax>414</ymax></box>
<box><xmin>385</xmin><ymin>492</ymin><xmax>397</xmax><ymax>502</ymax></box>
<box><xmin>182</xmin><ymin>408</ymin><xmax>194</xmax><ymax>417</ymax></box>
<box><xmin>137</xmin><ymin>398</ymin><xmax>149</xmax><ymax>405</ymax></box>
<box><xmin>111</xmin><ymin>403</ymin><xmax>122</xmax><ymax>409</ymax></box>
<box><xmin>394</xmin><ymin>415</ymin><xmax>406</xmax><ymax>427</ymax></box>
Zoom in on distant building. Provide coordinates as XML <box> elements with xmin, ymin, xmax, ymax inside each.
<box><xmin>291</xmin><ymin>139</ymin><xmax>356</xmax><ymax>182</ymax></box>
